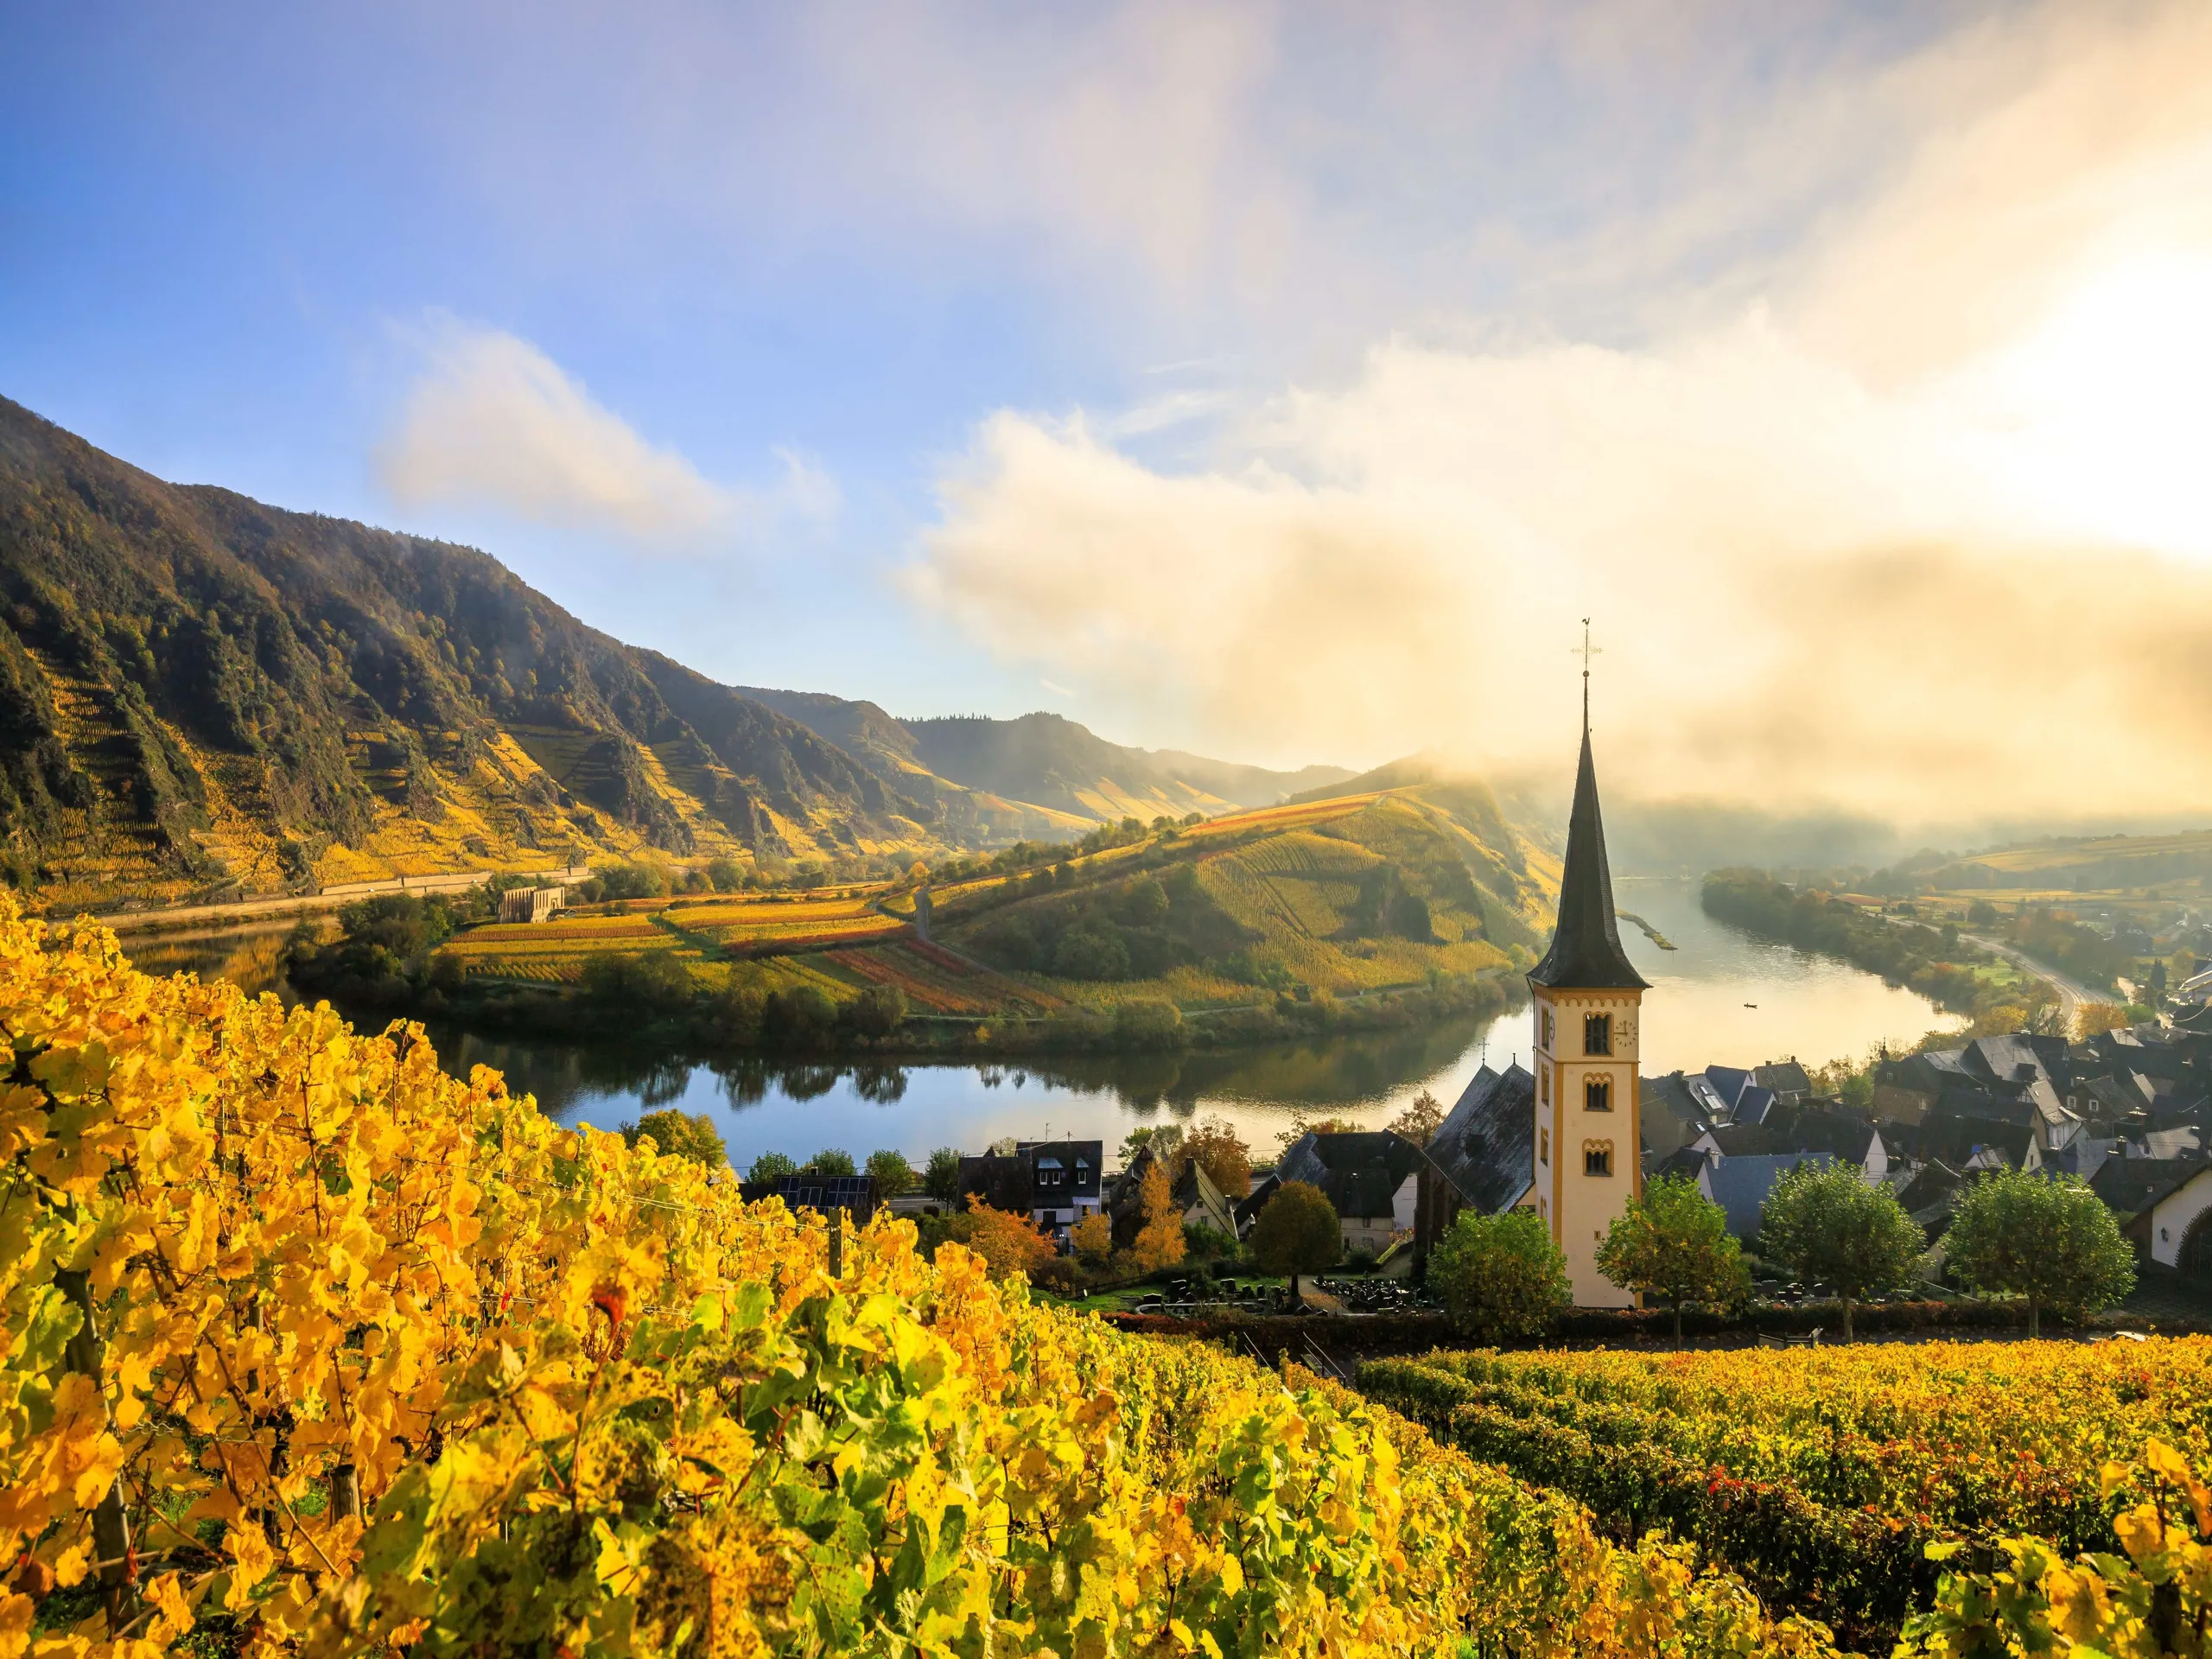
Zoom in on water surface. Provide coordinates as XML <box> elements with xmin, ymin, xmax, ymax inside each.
<box><xmin>123</xmin><ymin>878</ymin><xmax>1960</xmax><ymax>1169</ymax></box>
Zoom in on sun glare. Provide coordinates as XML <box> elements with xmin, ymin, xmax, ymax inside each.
<box><xmin>1975</xmin><ymin>251</ymin><xmax>2212</xmax><ymax>559</ymax></box>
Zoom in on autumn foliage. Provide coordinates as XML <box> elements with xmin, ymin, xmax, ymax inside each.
<box><xmin>0</xmin><ymin>891</ymin><xmax>1880</xmax><ymax>1657</ymax></box>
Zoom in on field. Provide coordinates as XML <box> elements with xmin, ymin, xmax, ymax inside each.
<box><xmin>1359</xmin><ymin>1338</ymin><xmax>2212</xmax><ymax>1646</ymax></box>
<box><xmin>437</xmin><ymin>914</ymin><xmax>684</xmax><ymax>982</ymax></box>
<box><xmin>663</xmin><ymin>889</ymin><xmax>909</xmax><ymax>953</ymax></box>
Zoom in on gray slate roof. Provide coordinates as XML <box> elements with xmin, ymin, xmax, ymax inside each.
<box><xmin>1528</xmin><ymin>728</ymin><xmax>1646</xmax><ymax>990</ymax></box>
<box><xmin>1427</xmin><ymin>1063</ymin><xmax>1537</xmax><ymax>1213</ymax></box>
<box><xmin>1702</xmin><ymin>1152</ymin><xmax>1834</xmax><ymax>1239</ymax></box>
<box><xmin>1275</xmin><ymin>1130</ymin><xmax>1427</xmax><ymax>1221</ymax></box>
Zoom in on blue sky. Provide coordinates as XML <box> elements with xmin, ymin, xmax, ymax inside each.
<box><xmin>8</xmin><ymin>3</ymin><xmax>2212</xmax><ymax>817</ymax></box>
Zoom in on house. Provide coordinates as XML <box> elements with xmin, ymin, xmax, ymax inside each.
<box><xmin>2092</xmin><ymin>1154</ymin><xmax>2205</xmax><ymax>1217</ymax></box>
<box><xmin>1698</xmin><ymin>1151</ymin><xmax>1834</xmax><ymax>1240</ymax></box>
<box><xmin>499</xmin><ymin>885</ymin><xmax>565</xmax><ymax>924</ymax></box>
<box><xmin>1270</xmin><ymin>1130</ymin><xmax>1427</xmax><ymax>1254</ymax></box>
<box><xmin>1753</xmin><ymin>1059</ymin><xmax>1815</xmax><ymax>1106</ymax></box>
<box><xmin>1891</xmin><ymin>1159</ymin><xmax>1964</xmax><ymax>1235</ymax></box>
<box><xmin>957</xmin><ymin>1139</ymin><xmax>1103</xmax><ymax>1243</ymax></box>
<box><xmin>2124</xmin><ymin>1164</ymin><xmax>2212</xmax><ymax>1275</ymax></box>
<box><xmin>1105</xmin><ymin>1143</ymin><xmax>1237</xmax><ymax>1246</ymax></box>
<box><xmin>1414</xmin><ymin>1062</ymin><xmax>1536</xmax><ymax>1265</ymax></box>
<box><xmin>738</xmin><ymin>1173</ymin><xmax>880</xmax><ymax>1224</ymax></box>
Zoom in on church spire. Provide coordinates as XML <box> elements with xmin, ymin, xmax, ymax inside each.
<box><xmin>1529</xmin><ymin>638</ymin><xmax>1646</xmax><ymax>991</ymax></box>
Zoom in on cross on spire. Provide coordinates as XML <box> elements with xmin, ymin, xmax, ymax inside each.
<box><xmin>1572</xmin><ymin>617</ymin><xmax>1602</xmax><ymax>734</ymax></box>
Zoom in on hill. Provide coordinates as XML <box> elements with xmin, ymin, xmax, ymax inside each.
<box><xmin>0</xmin><ymin>397</ymin><xmax>1345</xmax><ymax>911</ymax></box>
<box><xmin>734</xmin><ymin>691</ymin><xmax>1352</xmax><ymax>837</ymax></box>
<box><xmin>413</xmin><ymin>785</ymin><xmax>1557</xmax><ymax>1049</ymax></box>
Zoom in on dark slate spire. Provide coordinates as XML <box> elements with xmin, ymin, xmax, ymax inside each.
<box><xmin>1528</xmin><ymin>724</ymin><xmax>1648</xmax><ymax>990</ymax></box>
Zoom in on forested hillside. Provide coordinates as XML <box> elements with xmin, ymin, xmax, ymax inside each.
<box><xmin>0</xmin><ymin>398</ymin><xmax>1350</xmax><ymax>912</ymax></box>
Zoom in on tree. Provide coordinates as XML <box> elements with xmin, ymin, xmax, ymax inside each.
<box><xmin>746</xmin><ymin>1149</ymin><xmax>798</xmax><ymax>1184</ymax></box>
<box><xmin>845</xmin><ymin>984</ymin><xmax>906</xmax><ymax>1038</ymax></box>
<box><xmin>1180</xmin><ymin>1116</ymin><xmax>1251</xmax><ymax>1198</ymax></box>
<box><xmin>1128</xmin><ymin>1163</ymin><xmax>1187</xmax><ymax>1272</ymax></box>
<box><xmin>923</xmin><ymin>1147</ymin><xmax>964</xmax><ymax>1204</ymax></box>
<box><xmin>706</xmin><ymin>856</ymin><xmax>744</xmax><ymax>892</ymax></box>
<box><xmin>963</xmin><ymin>1201</ymin><xmax>1058</xmax><ymax>1282</ymax></box>
<box><xmin>763</xmin><ymin>985</ymin><xmax>838</xmax><ymax>1046</ymax></box>
<box><xmin>807</xmin><ymin>1147</ymin><xmax>858</xmax><ymax>1178</ymax></box>
<box><xmin>1427</xmin><ymin>1210</ymin><xmax>1569</xmax><ymax>1339</ymax></box>
<box><xmin>622</xmin><ymin>1109</ymin><xmax>727</xmax><ymax>1168</ymax></box>
<box><xmin>1596</xmin><ymin>1175</ymin><xmax>1748</xmax><ymax>1342</ymax></box>
<box><xmin>1248</xmin><ymin>1179</ymin><xmax>1339</xmax><ymax>1297</ymax></box>
<box><xmin>1946</xmin><ymin>1167</ymin><xmax>2136</xmax><ymax>1338</ymax></box>
<box><xmin>1388</xmin><ymin>1090</ymin><xmax>1446</xmax><ymax>1147</ymax></box>
<box><xmin>866</xmin><ymin>1148</ymin><xmax>914</xmax><ymax>1198</ymax></box>
<box><xmin>1758</xmin><ymin>1161</ymin><xmax>1924</xmax><ymax>1340</ymax></box>
<box><xmin>1071</xmin><ymin>1211</ymin><xmax>1115</xmax><ymax>1268</ymax></box>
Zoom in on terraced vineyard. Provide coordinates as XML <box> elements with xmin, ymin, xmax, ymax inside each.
<box><xmin>664</xmin><ymin>889</ymin><xmax>907</xmax><ymax>953</ymax></box>
<box><xmin>439</xmin><ymin>914</ymin><xmax>688</xmax><ymax>982</ymax></box>
<box><xmin>1358</xmin><ymin>1339</ymin><xmax>2212</xmax><ymax>1648</ymax></box>
<box><xmin>824</xmin><ymin>937</ymin><xmax>1064</xmax><ymax>1015</ymax></box>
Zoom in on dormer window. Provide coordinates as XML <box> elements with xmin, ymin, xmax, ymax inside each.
<box><xmin>1585</xmin><ymin>1013</ymin><xmax>1611</xmax><ymax>1057</ymax></box>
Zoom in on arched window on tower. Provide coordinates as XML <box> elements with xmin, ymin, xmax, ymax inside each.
<box><xmin>1584</xmin><ymin>1013</ymin><xmax>1611</xmax><ymax>1056</ymax></box>
<box><xmin>1584</xmin><ymin>1076</ymin><xmax>1611</xmax><ymax>1113</ymax></box>
<box><xmin>1582</xmin><ymin>1141</ymin><xmax>1614</xmax><ymax>1177</ymax></box>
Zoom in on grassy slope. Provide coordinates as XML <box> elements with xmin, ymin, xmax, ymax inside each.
<box><xmin>435</xmin><ymin>785</ymin><xmax>1558</xmax><ymax>1019</ymax></box>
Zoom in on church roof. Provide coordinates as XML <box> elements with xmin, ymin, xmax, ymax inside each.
<box><xmin>1529</xmin><ymin>727</ymin><xmax>1648</xmax><ymax>990</ymax></box>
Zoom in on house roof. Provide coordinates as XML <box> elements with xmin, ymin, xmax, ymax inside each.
<box><xmin>1427</xmin><ymin>1063</ymin><xmax>1536</xmax><ymax>1213</ymax></box>
<box><xmin>1701</xmin><ymin>1152</ymin><xmax>1834</xmax><ymax>1239</ymax></box>
<box><xmin>739</xmin><ymin>1174</ymin><xmax>880</xmax><ymax>1220</ymax></box>
<box><xmin>1527</xmin><ymin>728</ymin><xmax>1647</xmax><ymax>990</ymax></box>
<box><xmin>1754</xmin><ymin>1060</ymin><xmax>1815</xmax><ymax>1098</ymax></box>
<box><xmin>1276</xmin><ymin>1129</ymin><xmax>1427</xmax><ymax>1221</ymax></box>
<box><xmin>2090</xmin><ymin>1154</ymin><xmax>2204</xmax><ymax>1214</ymax></box>
<box><xmin>1168</xmin><ymin>1160</ymin><xmax>1238</xmax><ymax>1237</ymax></box>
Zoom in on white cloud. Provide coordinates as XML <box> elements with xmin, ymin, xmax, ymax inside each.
<box><xmin>377</xmin><ymin>319</ymin><xmax>836</xmax><ymax>544</ymax></box>
<box><xmin>906</xmin><ymin>1</ymin><xmax>2212</xmax><ymax>819</ymax></box>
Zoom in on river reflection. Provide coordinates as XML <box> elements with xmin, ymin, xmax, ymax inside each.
<box><xmin>430</xmin><ymin>1012</ymin><xmax>1509</xmax><ymax>1167</ymax></box>
<box><xmin>111</xmin><ymin>876</ymin><xmax>1962</xmax><ymax>1171</ymax></box>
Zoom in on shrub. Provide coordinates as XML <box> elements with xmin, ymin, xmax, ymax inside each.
<box><xmin>866</xmin><ymin>1147</ymin><xmax>915</xmax><ymax>1198</ymax></box>
<box><xmin>746</xmin><ymin>1148</ymin><xmax>798</xmax><ymax>1183</ymax></box>
<box><xmin>924</xmin><ymin>1145</ymin><xmax>964</xmax><ymax>1202</ymax></box>
<box><xmin>845</xmin><ymin>982</ymin><xmax>907</xmax><ymax>1038</ymax></box>
<box><xmin>807</xmin><ymin>1147</ymin><xmax>858</xmax><ymax>1178</ymax></box>
<box><xmin>1429</xmin><ymin>1210</ymin><xmax>1568</xmax><ymax>1339</ymax></box>
<box><xmin>1111</xmin><ymin>997</ymin><xmax>1185</xmax><ymax>1048</ymax></box>
<box><xmin>621</xmin><ymin>1108</ymin><xmax>727</xmax><ymax>1166</ymax></box>
<box><xmin>1249</xmin><ymin>1179</ymin><xmax>1340</xmax><ymax>1288</ymax></box>
<box><xmin>763</xmin><ymin>982</ymin><xmax>839</xmax><ymax>1045</ymax></box>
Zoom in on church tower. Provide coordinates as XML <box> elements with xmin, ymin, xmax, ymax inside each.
<box><xmin>1528</xmin><ymin>698</ymin><xmax>1648</xmax><ymax>1307</ymax></box>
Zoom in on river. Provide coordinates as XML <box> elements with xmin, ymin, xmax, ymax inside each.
<box><xmin>112</xmin><ymin>878</ymin><xmax>1959</xmax><ymax>1170</ymax></box>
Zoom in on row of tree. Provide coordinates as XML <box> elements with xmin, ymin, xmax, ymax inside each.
<box><xmin>1431</xmin><ymin>1161</ymin><xmax>2137</xmax><ymax>1342</ymax></box>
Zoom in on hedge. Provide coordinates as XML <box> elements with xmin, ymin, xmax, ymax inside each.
<box><xmin>1102</xmin><ymin>1296</ymin><xmax>2169</xmax><ymax>1357</ymax></box>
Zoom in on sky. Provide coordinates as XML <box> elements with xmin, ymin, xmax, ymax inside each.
<box><xmin>5</xmin><ymin>2</ymin><xmax>2212</xmax><ymax>824</ymax></box>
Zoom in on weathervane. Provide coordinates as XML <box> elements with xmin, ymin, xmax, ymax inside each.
<box><xmin>1572</xmin><ymin>617</ymin><xmax>1602</xmax><ymax>733</ymax></box>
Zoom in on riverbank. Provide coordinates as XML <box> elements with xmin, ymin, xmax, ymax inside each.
<box><xmin>289</xmin><ymin>933</ymin><xmax>1523</xmax><ymax>1061</ymax></box>
<box><xmin>1699</xmin><ymin>869</ymin><xmax>2053</xmax><ymax>1036</ymax></box>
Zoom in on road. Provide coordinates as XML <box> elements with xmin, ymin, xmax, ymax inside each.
<box><xmin>1960</xmin><ymin>931</ymin><xmax>2117</xmax><ymax>1024</ymax></box>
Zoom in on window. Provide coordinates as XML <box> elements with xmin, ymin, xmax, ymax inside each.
<box><xmin>1584</xmin><ymin>1012</ymin><xmax>1611</xmax><ymax>1056</ymax></box>
<box><xmin>1540</xmin><ymin>1129</ymin><xmax>1549</xmax><ymax>1164</ymax></box>
<box><xmin>1585</xmin><ymin>1076</ymin><xmax>1611</xmax><ymax>1113</ymax></box>
<box><xmin>1541</xmin><ymin>1007</ymin><xmax>1554</xmax><ymax>1050</ymax></box>
<box><xmin>1583</xmin><ymin>1141</ymin><xmax>1614</xmax><ymax>1177</ymax></box>
<box><xmin>1540</xmin><ymin>1065</ymin><xmax>1550</xmax><ymax>1106</ymax></box>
